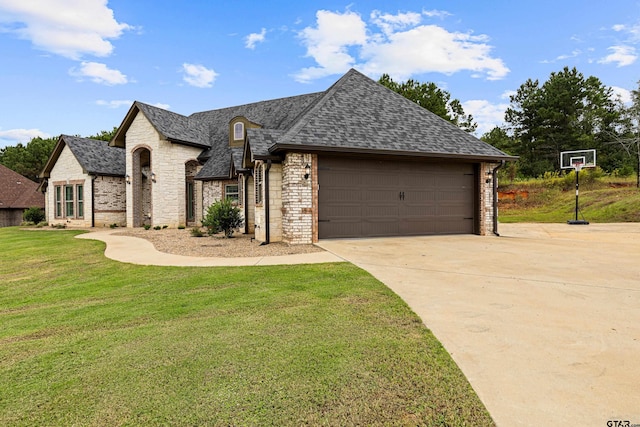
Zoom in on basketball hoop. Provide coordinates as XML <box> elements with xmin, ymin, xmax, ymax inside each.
<box><xmin>572</xmin><ymin>162</ymin><xmax>584</xmax><ymax>172</ymax></box>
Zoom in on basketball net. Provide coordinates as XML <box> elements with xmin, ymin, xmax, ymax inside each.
<box><xmin>573</xmin><ymin>162</ymin><xmax>583</xmax><ymax>172</ymax></box>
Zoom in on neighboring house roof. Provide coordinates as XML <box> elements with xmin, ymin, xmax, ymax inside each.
<box><xmin>41</xmin><ymin>135</ymin><xmax>126</xmax><ymax>180</ymax></box>
<box><xmin>0</xmin><ymin>164</ymin><xmax>44</xmax><ymax>209</ymax></box>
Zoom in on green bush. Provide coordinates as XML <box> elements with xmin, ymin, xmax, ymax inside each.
<box><xmin>190</xmin><ymin>227</ymin><xmax>204</xmax><ymax>237</ymax></box>
<box><xmin>23</xmin><ymin>207</ymin><xmax>45</xmax><ymax>224</ymax></box>
<box><xmin>202</xmin><ymin>199</ymin><xmax>243</xmax><ymax>237</ymax></box>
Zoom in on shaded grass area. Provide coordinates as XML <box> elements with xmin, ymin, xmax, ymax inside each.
<box><xmin>0</xmin><ymin>228</ymin><xmax>493</xmax><ymax>426</ymax></box>
<box><xmin>499</xmin><ymin>178</ymin><xmax>640</xmax><ymax>223</ymax></box>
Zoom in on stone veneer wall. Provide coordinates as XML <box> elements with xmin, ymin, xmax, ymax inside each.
<box><xmin>46</xmin><ymin>144</ymin><xmax>92</xmax><ymax>227</ymax></box>
<box><xmin>126</xmin><ymin>113</ymin><xmax>203</xmax><ymax>228</ymax></box>
<box><xmin>93</xmin><ymin>176</ymin><xmax>126</xmax><ymax>227</ymax></box>
<box><xmin>254</xmin><ymin>162</ymin><xmax>283</xmax><ymax>243</ymax></box>
<box><xmin>281</xmin><ymin>152</ymin><xmax>314</xmax><ymax>244</ymax></box>
<box><xmin>480</xmin><ymin>162</ymin><xmax>500</xmax><ymax>236</ymax></box>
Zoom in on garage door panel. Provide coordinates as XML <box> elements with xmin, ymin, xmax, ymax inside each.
<box><xmin>318</xmin><ymin>157</ymin><xmax>475</xmax><ymax>238</ymax></box>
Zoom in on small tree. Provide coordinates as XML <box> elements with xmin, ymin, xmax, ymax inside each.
<box><xmin>202</xmin><ymin>199</ymin><xmax>243</xmax><ymax>237</ymax></box>
<box><xmin>23</xmin><ymin>206</ymin><xmax>45</xmax><ymax>224</ymax></box>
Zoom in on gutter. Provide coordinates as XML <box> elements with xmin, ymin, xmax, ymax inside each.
<box><xmin>244</xmin><ymin>173</ymin><xmax>250</xmax><ymax>234</ymax></box>
<box><xmin>262</xmin><ymin>160</ymin><xmax>272</xmax><ymax>245</ymax></box>
<box><xmin>90</xmin><ymin>175</ymin><xmax>97</xmax><ymax>228</ymax></box>
<box><xmin>492</xmin><ymin>161</ymin><xmax>505</xmax><ymax>236</ymax></box>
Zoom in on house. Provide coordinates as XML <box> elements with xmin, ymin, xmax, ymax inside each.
<box><xmin>42</xmin><ymin>68</ymin><xmax>515</xmax><ymax>242</ymax></box>
<box><xmin>0</xmin><ymin>164</ymin><xmax>45</xmax><ymax>227</ymax></box>
<box><xmin>40</xmin><ymin>135</ymin><xmax>126</xmax><ymax>227</ymax></box>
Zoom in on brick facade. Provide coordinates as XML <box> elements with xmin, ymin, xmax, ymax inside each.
<box><xmin>125</xmin><ymin>113</ymin><xmax>203</xmax><ymax>228</ymax></box>
<box><xmin>93</xmin><ymin>176</ymin><xmax>126</xmax><ymax>227</ymax></box>
<box><xmin>281</xmin><ymin>152</ymin><xmax>314</xmax><ymax>244</ymax></box>
<box><xmin>46</xmin><ymin>145</ymin><xmax>92</xmax><ymax>227</ymax></box>
<box><xmin>254</xmin><ymin>161</ymin><xmax>283</xmax><ymax>243</ymax></box>
<box><xmin>480</xmin><ymin>162</ymin><xmax>500</xmax><ymax>236</ymax></box>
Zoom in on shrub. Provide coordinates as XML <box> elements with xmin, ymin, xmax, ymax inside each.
<box><xmin>202</xmin><ymin>199</ymin><xmax>243</xmax><ymax>237</ymax></box>
<box><xmin>143</xmin><ymin>224</ymin><xmax>151</xmax><ymax>230</ymax></box>
<box><xmin>190</xmin><ymin>227</ymin><xmax>204</xmax><ymax>237</ymax></box>
<box><xmin>178</xmin><ymin>225</ymin><xmax>186</xmax><ymax>230</ymax></box>
<box><xmin>23</xmin><ymin>207</ymin><xmax>45</xmax><ymax>224</ymax></box>
<box><xmin>153</xmin><ymin>226</ymin><xmax>161</xmax><ymax>230</ymax></box>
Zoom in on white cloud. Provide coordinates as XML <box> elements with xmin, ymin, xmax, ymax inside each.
<box><xmin>611</xmin><ymin>86</ymin><xmax>632</xmax><ymax>104</ymax></box>
<box><xmin>245</xmin><ymin>28</ymin><xmax>266</xmax><ymax>49</ymax></box>
<box><xmin>151</xmin><ymin>103</ymin><xmax>170</xmax><ymax>110</ymax></box>
<box><xmin>0</xmin><ymin>0</ymin><xmax>132</xmax><ymax>59</ymax></box>
<box><xmin>294</xmin><ymin>9</ymin><xmax>508</xmax><ymax>83</ymax></box>
<box><xmin>182</xmin><ymin>63</ymin><xmax>218</xmax><ymax>88</ymax></box>
<box><xmin>422</xmin><ymin>9</ymin><xmax>452</xmax><ymax>19</ymax></box>
<box><xmin>294</xmin><ymin>10</ymin><xmax>368</xmax><ymax>82</ymax></box>
<box><xmin>370</xmin><ymin>10</ymin><xmax>421</xmax><ymax>36</ymax></box>
<box><xmin>612</xmin><ymin>22</ymin><xmax>640</xmax><ymax>42</ymax></box>
<box><xmin>70</xmin><ymin>61</ymin><xmax>128</xmax><ymax>85</ymax></box>
<box><xmin>0</xmin><ymin>128</ymin><xmax>51</xmax><ymax>145</ymax></box>
<box><xmin>598</xmin><ymin>45</ymin><xmax>637</xmax><ymax>67</ymax></box>
<box><xmin>96</xmin><ymin>99</ymin><xmax>133</xmax><ymax>108</ymax></box>
<box><xmin>462</xmin><ymin>99</ymin><xmax>509</xmax><ymax>136</ymax></box>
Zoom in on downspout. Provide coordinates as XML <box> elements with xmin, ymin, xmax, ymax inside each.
<box><xmin>262</xmin><ymin>160</ymin><xmax>272</xmax><ymax>245</ymax></box>
<box><xmin>492</xmin><ymin>161</ymin><xmax>505</xmax><ymax>236</ymax></box>
<box><xmin>244</xmin><ymin>173</ymin><xmax>249</xmax><ymax>234</ymax></box>
<box><xmin>91</xmin><ymin>175</ymin><xmax>96</xmax><ymax>228</ymax></box>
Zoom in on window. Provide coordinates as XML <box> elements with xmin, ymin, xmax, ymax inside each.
<box><xmin>76</xmin><ymin>184</ymin><xmax>84</xmax><ymax>218</ymax></box>
<box><xmin>233</xmin><ymin>122</ymin><xmax>244</xmax><ymax>140</ymax></box>
<box><xmin>186</xmin><ymin>181</ymin><xmax>195</xmax><ymax>222</ymax></box>
<box><xmin>225</xmin><ymin>184</ymin><xmax>239</xmax><ymax>203</ymax></box>
<box><xmin>255</xmin><ymin>164</ymin><xmax>263</xmax><ymax>205</ymax></box>
<box><xmin>238</xmin><ymin>177</ymin><xmax>244</xmax><ymax>206</ymax></box>
<box><xmin>54</xmin><ymin>183</ymin><xmax>84</xmax><ymax>219</ymax></box>
<box><xmin>64</xmin><ymin>185</ymin><xmax>74</xmax><ymax>217</ymax></box>
<box><xmin>55</xmin><ymin>186</ymin><xmax>62</xmax><ymax>218</ymax></box>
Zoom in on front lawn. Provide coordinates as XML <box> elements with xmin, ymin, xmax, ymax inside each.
<box><xmin>0</xmin><ymin>228</ymin><xmax>493</xmax><ymax>426</ymax></box>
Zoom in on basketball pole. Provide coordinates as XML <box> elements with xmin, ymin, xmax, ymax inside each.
<box><xmin>568</xmin><ymin>165</ymin><xmax>589</xmax><ymax>225</ymax></box>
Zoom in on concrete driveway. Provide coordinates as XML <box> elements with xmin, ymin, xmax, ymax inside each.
<box><xmin>317</xmin><ymin>223</ymin><xmax>640</xmax><ymax>426</ymax></box>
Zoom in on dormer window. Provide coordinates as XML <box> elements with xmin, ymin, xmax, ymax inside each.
<box><xmin>233</xmin><ymin>122</ymin><xmax>244</xmax><ymax>140</ymax></box>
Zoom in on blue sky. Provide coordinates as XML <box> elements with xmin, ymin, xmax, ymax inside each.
<box><xmin>1</xmin><ymin>0</ymin><xmax>639</xmax><ymax>149</ymax></box>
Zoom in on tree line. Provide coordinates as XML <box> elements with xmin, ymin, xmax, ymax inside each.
<box><xmin>0</xmin><ymin>128</ymin><xmax>117</xmax><ymax>182</ymax></box>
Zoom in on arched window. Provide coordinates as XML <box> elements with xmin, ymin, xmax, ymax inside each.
<box><xmin>233</xmin><ymin>122</ymin><xmax>244</xmax><ymax>140</ymax></box>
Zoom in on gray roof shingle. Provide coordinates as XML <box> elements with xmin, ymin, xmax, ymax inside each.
<box><xmin>63</xmin><ymin>135</ymin><xmax>126</xmax><ymax>176</ymax></box>
<box><xmin>275</xmin><ymin>69</ymin><xmax>510</xmax><ymax>159</ymax></box>
<box><xmin>126</xmin><ymin>69</ymin><xmax>512</xmax><ymax>181</ymax></box>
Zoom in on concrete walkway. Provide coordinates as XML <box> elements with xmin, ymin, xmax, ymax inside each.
<box><xmin>76</xmin><ymin>229</ymin><xmax>344</xmax><ymax>266</ymax></box>
<box><xmin>317</xmin><ymin>223</ymin><xmax>640</xmax><ymax>426</ymax></box>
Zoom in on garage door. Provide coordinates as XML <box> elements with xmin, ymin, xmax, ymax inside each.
<box><xmin>318</xmin><ymin>157</ymin><xmax>476</xmax><ymax>239</ymax></box>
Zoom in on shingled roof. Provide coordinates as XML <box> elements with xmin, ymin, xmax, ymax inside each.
<box><xmin>41</xmin><ymin>135</ymin><xmax>125</xmax><ymax>179</ymax></box>
<box><xmin>267</xmin><ymin>69</ymin><xmax>512</xmax><ymax>160</ymax></box>
<box><xmin>113</xmin><ymin>69</ymin><xmax>512</xmax><ymax>181</ymax></box>
<box><xmin>0</xmin><ymin>164</ymin><xmax>44</xmax><ymax>209</ymax></box>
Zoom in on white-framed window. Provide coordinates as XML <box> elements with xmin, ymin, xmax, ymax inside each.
<box><xmin>55</xmin><ymin>186</ymin><xmax>62</xmax><ymax>218</ymax></box>
<box><xmin>64</xmin><ymin>185</ymin><xmax>74</xmax><ymax>217</ymax></box>
<box><xmin>255</xmin><ymin>163</ymin><xmax>263</xmax><ymax>205</ymax></box>
<box><xmin>54</xmin><ymin>183</ymin><xmax>84</xmax><ymax>219</ymax></box>
<box><xmin>76</xmin><ymin>184</ymin><xmax>84</xmax><ymax>218</ymax></box>
<box><xmin>225</xmin><ymin>184</ymin><xmax>239</xmax><ymax>203</ymax></box>
<box><xmin>233</xmin><ymin>122</ymin><xmax>244</xmax><ymax>140</ymax></box>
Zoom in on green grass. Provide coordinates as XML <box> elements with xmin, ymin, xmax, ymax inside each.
<box><xmin>0</xmin><ymin>228</ymin><xmax>493</xmax><ymax>426</ymax></box>
<box><xmin>499</xmin><ymin>176</ymin><xmax>640</xmax><ymax>223</ymax></box>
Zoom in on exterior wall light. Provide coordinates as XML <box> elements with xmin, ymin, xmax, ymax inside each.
<box><xmin>151</xmin><ymin>172</ymin><xmax>156</xmax><ymax>182</ymax></box>
<box><xmin>304</xmin><ymin>163</ymin><xmax>311</xmax><ymax>180</ymax></box>
<box><xmin>126</xmin><ymin>174</ymin><xmax>131</xmax><ymax>184</ymax></box>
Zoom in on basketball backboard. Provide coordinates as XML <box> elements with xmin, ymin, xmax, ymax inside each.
<box><xmin>560</xmin><ymin>149</ymin><xmax>596</xmax><ymax>170</ymax></box>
